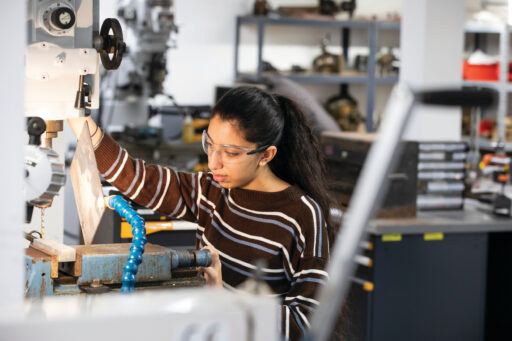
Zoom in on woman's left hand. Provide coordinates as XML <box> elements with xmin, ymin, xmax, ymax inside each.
<box><xmin>198</xmin><ymin>245</ymin><xmax>223</xmax><ymax>288</ymax></box>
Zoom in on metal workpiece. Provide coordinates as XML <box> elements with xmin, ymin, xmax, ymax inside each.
<box><xmin>170</xmin><ymin>249</ymin><xmax>212</xmax><ymax>270</ymax></box>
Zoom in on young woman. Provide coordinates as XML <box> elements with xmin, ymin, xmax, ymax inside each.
<box><xmin>69</xmin><ymin>86</ymin><xmax>334</xmax><ymax>340</ymax></box>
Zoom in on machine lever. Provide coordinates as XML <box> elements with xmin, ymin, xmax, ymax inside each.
<box><xmin>415</xmin><ymin>88</ymin><xmax>496</xmax><ymax>108</ymax></box>
<box><xmin>26</xmin><ymin>117</ymin><xmax>46</xmax><ymax>146</ymax></box>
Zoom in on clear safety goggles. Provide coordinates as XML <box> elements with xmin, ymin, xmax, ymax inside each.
<box><xmin>202</xmin><ymin>130</ymin><xmax>269</xmax><ymax>163</ymax></box>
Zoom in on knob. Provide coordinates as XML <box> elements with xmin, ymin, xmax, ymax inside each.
<box><xmin>27</xmin><ymin>117</ymin><xmax>46</xmax><ymax>146</ymax></box>
<box><xmin>50</xmin><ymin>7</ymin><xmax>75</xmax><ymax>30</ymax></box>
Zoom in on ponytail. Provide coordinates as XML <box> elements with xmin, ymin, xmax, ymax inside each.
<box><xmin>272</xmin><ymin>95</ymin><xmax>337</xmax><ymax>245</ymax></box>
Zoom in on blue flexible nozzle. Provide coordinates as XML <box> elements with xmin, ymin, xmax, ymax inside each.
<box><xmin>106</xmin><ymin>195</ymin><xmax>147</xmax><ymax>293</ymax></box>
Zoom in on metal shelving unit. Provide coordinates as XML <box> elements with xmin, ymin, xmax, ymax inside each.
<box><xmin>463</xmin><ymin>23</ymin><xmax>511</xmax><ymax>144</ymax></box>
<box><xmin>234</xmin><ymin>17</ymin><xmax>511</xmax><ymax>140</ymax></box>
<box><xmin>234</xmin><ymin>16</ymin><xmax>400</xmax><ymax>132</ymax></box>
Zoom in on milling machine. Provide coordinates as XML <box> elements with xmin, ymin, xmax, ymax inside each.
<box><xmin>22</xmin><ymin>0</ymin><xmax>210</xmax><ymax>297</ymax></box>
<box><xmin>100</xmin><ymin>0</ymin><xmax>178</xmax><ymax>131</ymax></box>
<box><xmin>13</xmin><ymin>4</ymin><xmax>279</xmax><ymax>340</ymax></box>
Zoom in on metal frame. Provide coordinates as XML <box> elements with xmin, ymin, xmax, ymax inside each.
<box><xmin>306</xmin><ymin>83</ymin><xmax>496</xmax><ymax>340</ymax></box>
<box><xmin>307</xmin><ymin>83</ymin><xmax>415</xmax><ymax>340</ymax></box>
<box><xmin>233</xmin><ymin>16</ymin><xmax>400</xmax><ymax>132</ymax></box>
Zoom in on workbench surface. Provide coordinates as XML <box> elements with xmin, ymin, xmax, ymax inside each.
<box><xmin>369</xmin><ymin>200</ymin><xmax>511</xmax><ymax>235</ymax></box>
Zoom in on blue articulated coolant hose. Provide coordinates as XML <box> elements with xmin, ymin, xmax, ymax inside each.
<box><xmin>106</xmin><ymin>195</ymin><xmax>147</xmax><ymax>293</ymax></box>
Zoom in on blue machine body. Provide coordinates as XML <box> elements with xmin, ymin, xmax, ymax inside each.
<box><xmin>25</xmin><ymin>244</ymin><xmax>211</xmax><ymax>298</ymax></box>
<box><xmin>24</xmin><ymin>196</ymin><xmax>211</xmax><ymax>298</ymax></box>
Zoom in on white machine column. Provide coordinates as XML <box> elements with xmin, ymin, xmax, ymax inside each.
<box><xmin>0</xmin><ymin>0</ymin><xmax>25</xmax><ymax>306</ymax></box>
<box><xmin>401</xmin><ymin>0</ymin><xmax>466</xmax><ymax>141</ymax></box>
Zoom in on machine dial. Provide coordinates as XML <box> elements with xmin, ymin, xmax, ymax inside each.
<box><xmin>51</xmin><ymin>7</ymin><xmax>76</xmax><ymax>30</ymax></box>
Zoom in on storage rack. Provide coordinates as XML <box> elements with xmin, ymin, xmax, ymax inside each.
<box><xmin>463</xmin><ymin>22</ymin><xmax>511</xmax><ymax>151</ymax></box>
<box><xmin>235</xmin><ymin>17</ymin><xmax>512</xmax><ymax>150</ymax></box>
<box><xmin>234</xmin><ymin>15</ymin><xmax>400</xmax><ymax>132</ymax></box>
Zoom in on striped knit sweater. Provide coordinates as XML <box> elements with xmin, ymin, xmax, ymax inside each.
<box><xmin>94</xmin><ymin>133</ymin><xmax>330</xmax><ymax>340</ymax></box>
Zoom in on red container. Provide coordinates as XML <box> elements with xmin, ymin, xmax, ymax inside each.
<box><xmin>463</xmin><ymin>60</ymin><xmax>498</xmax><ymax>81</ymax></box>
<box><xmin>463</xmin><ymin>61</ymin><xmax>512</xmax><ymax>81</ymax></box>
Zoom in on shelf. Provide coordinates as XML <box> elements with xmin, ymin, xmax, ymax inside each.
<box><xmin>478</xmin><ymin>139</ymin><xmax>512</xmax><ymax>152</ymax></box>
<box><xmin>239</xmin><ymin>16</ymin><xmax>505</xmax><ymax>34</ymax></box>
<box><xmin>237</xmin><ymin>71</ymin><xmax>367</xmax><ymax>84</ymax></box>
<box><xmin>376</xmin><ymin>76</ymin><xmax>399</xmax><ymax>84</ymax></box>
<box><xmin>237</xmin><ymin>71</ymin><xmax>398</xmax><ymax>85</ymax></box>
<box><xmin>238</xmin><ymin>15</ymin><xmax>399</xmax><ymax>30</ymax></box>
<box><xmin>464</xmin><ymin>22</ymin><xmax>509</xmax><ymax>34</ymax></box>
<box><xmin>463</xmin><ymin>80</ymin><xmax>512</xmax><ymax>92</ymax></box>
<box><xmin>462</xmin><ymin>137</ymin><xmax>512</xmax><ymax>152</ymax></box>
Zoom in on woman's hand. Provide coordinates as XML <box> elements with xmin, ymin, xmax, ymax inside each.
<box><xmin>198</xmin><ymin>245</ymin><xmax>223</xmax><ymax>288</ymax></box>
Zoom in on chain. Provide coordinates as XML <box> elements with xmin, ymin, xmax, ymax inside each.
<box><xmin>40</xmin><ymin>208</ymin><xmax>45</xmax><ymax>238</ymax></box>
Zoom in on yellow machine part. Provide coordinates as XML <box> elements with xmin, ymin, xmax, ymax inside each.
<box><xmin>121</xmin><ymin>220</ymin><xmax>174</xmax><ymax>238</ymax></box>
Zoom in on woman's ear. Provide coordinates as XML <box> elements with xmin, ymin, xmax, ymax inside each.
<box><xmin>259</xmin><ymin>146</ymin><xmax>277</xmax><ymax>166</ymax></box>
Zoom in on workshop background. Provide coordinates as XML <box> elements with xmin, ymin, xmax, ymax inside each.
<box><xmin>2</xmin><ymin>0</ymin><xmax>512</xmax><ymax>340</ymax></box>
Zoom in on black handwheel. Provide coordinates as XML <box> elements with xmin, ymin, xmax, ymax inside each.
<box><xmin>99</xmin><ymin>18</ymin><xmax>126</xmax><ymax>70</ymax></box>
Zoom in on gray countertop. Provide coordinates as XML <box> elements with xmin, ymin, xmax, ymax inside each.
<box><xmin>369</xmin><ymin>200</ymin><xmax>512</xmax><ymax>235</ymax></box>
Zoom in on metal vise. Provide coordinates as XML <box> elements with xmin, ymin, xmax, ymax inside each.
<box><xmin>25</xmin><ymin>242</ymin><xmax>211</xmax><ymax>298</ymax></box>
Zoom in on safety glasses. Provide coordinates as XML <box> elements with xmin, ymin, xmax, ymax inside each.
<box><xmin>201</xmin><ymin>130</ymin><xmax>269</xmax><ymax>163</ymax></box>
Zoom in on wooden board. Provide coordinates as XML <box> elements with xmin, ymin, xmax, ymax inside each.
<box><xmin>32</xmin><ymin>238</ymin><xmax>76</xmax><ymax>262</ymax></box>
<box><xmin>70</xmin><ymin>121</ymin><xmax>105</xmax><ymax>245</ymax></box>
<box><xmin>28</xmin><ymin>245</ymin><xmax>59</xmax><ymax>278</ymax></box>
<box><xmin>73</xmin><ymin>243</ymin><xmax>167</xmax><ymax>256</ymax></box>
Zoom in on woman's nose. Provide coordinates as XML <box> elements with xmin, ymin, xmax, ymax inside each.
<box><xmin>209</xmin><ymin>150</ymin><xmax>223</xmax><ymax>170</ymax></box>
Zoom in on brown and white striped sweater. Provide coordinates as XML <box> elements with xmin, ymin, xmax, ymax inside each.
<box><xmin>94</xmin><ymin>133</ymin><xmax>329</xmax><ymax>340</ymax></box>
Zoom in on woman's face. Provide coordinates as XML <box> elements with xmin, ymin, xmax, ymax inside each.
<box><xmin>206</xmin><ymin>115</ymin><xmax>262</xmax><ymax>189</ymax></box>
